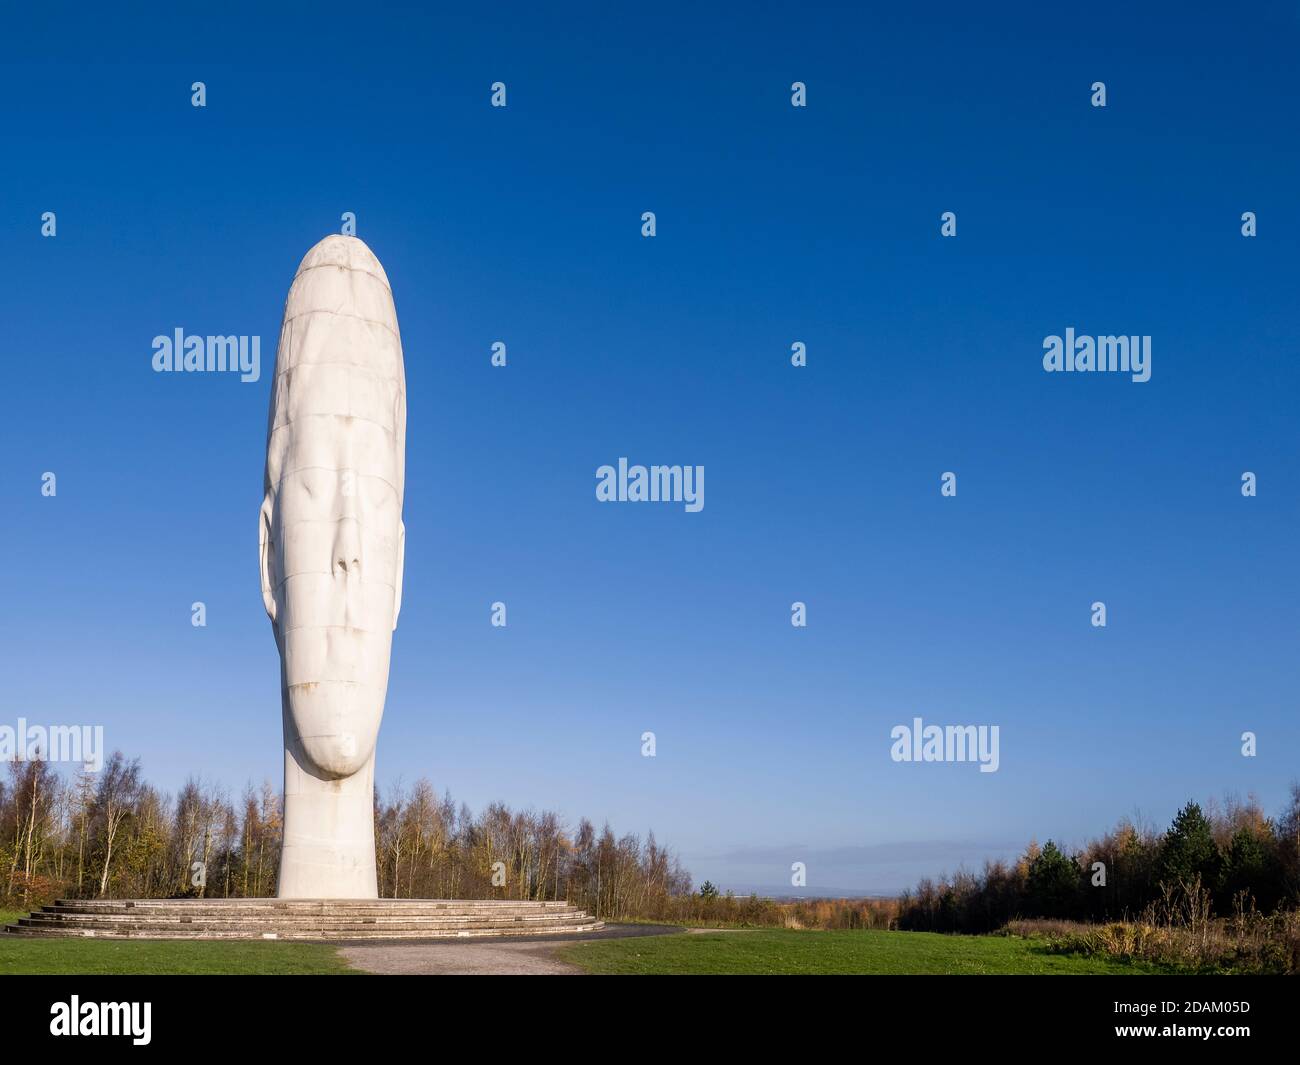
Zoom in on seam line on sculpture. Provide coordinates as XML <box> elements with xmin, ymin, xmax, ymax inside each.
<box><xmin>277</xmin><ymin>624</ymin><xmax>396</xmax><ymax>636</ymax></box>
<box><xmin>272</xmin><ymin>362</ymin><xmax>407</xmax><ymax>388</ymax></box>
<box><xmin>272</xmin><ymin>574</ymin><xmax>397</xmax><ymax>593</ymax></box>
<box><xmin>269</xmin><ymin>419</ymin><xmax>404</xmax><ymax>447</ymax></box>
<box><xmin>275</xmin><ymin>515</ymin><xmax>401</xmax><ymax>534</ymax></box>
<box><xmin>286</xmin><ymin>680</ymin><xmax>383</xmax><ymax>691</ymax></box>
<box><xmin>267</xmin><ymin>414</ymin><xmax>404</xmax><ymax>447</ymax></box>
<box><xmin>293</xmin><ymin>262</ymin><xmax>393</xmax><ymax>293</ymax></box>
<box><xmin>283</xmin><ymin>308</ymin><xmax>401</xmax><ymax>340</ymax></box>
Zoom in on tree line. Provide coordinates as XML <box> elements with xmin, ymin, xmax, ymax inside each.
<box><xmin>898</xmin><ymin>788</ymin><xmax>1300</xmax><ymax>934</ymax></box>
<box><xmin>11</xmin><ymin>751</ymin><xmax>1297</xmax><ymax>936</ymax></box>
<box><xmin>0</xmin><ymin>752</ymin><xmax>690</xmax><ymax>920</ymax></box>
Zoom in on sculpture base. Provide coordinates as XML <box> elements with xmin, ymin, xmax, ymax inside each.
<box><xmin>3</xmin><ymin>898</ymin><xmax>604</xmax><ymax>940</ymax></box>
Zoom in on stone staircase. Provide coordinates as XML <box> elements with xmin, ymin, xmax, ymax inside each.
<box><xmin>2</xmin><ymin>898</ymin><xmax>604</xmax><ymax>940</ymax></box>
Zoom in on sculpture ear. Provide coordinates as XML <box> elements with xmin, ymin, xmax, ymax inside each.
<box><xmin>259</xmin><ymin>492</ymin><xmax>277</xmax><ymax>624</ymax></box>
<box><xmin>393</xmin><ymin>520</ymin><xmax>405</xmax><ymax>630</ymax></box>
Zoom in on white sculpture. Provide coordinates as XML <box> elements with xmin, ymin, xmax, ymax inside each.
<box><xmin>259</xmin><ymin>235</ymin><xmax>406</xmax><ymax>898</ymax></box>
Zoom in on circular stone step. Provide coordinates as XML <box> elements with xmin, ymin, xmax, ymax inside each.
<box><xmin>2</xmin><ymin>899</ymin><xmax>605</xmax><ymax>941</ymax></box>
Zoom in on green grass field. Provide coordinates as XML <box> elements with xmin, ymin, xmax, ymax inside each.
<box><xmin>0</xmin><ymin>910</ymin><xmax>1179</xmax><ymax>976</ymax></box>
<box><xmin>0</xmin><ymin>911</ymin><xmax>356</xmax><ymax>975</ymax></box>
<box><xmin>559</xmin><ymin>928</ymin><xmax>1179</xmax><ymax>975</ymax></box>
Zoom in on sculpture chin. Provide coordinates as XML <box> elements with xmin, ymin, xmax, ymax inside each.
<box><xmin>285</xmin><ymin>681</ymin><xmax>384</xmax><ymax>780</ymax></box>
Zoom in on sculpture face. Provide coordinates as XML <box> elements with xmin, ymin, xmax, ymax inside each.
<box><xmin>260</xmin><ymin>236</ymin><xmax>406</xmax><ymax>784</ymax></box>
<box><xmin>263</xmin><ymin>422</ymin><xmax>403</xmax><ymax>778</ymax></box>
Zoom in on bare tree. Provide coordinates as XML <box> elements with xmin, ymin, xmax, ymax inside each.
<box><xmin>91</xmin><ymin>753</ymin><xmax>142</xmax><ymax>897</ymax></box>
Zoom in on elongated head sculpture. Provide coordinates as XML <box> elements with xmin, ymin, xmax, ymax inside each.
<box><xmin>259</xmin><ymin>235</ymin><xmax>405</xmax><ymax>898</ymax></box>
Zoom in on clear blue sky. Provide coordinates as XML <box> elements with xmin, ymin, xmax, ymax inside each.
<box><xmin>2</xmin><ymin>2</ymin><xmax>1297</xmax><ymax>895</ymax></box>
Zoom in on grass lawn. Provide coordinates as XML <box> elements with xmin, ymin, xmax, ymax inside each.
<box><xmin>0</xmin><ymin>910</ymin><xmax>356</xmax><ymax>975</ymax></box>
<box><xmin>559</xmin><ymin>928</ymin><xmax>1179</xmax><ymax>975</ymax></box>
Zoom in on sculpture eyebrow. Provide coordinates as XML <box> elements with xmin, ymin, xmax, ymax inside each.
<box><xmin>266</xmin><ymin>411</ymin><xmax>404</xmax><ymax>442</ymax></box>
<box><xmin>279</xmin><ymin>622</ymin><xmax>397</xmax><ymax>639</ymax></box>
<box><xmin>265</xmin><ymin>424</ymin><xmax>404</xmax><ymax>491</ymax></box>
<box><xmin>267</xmin><ymin>466</ymin><xmax>401</xmax><ymax>500</ymax></box>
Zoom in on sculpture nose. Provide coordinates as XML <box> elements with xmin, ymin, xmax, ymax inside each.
<box><xmin>332</xmin><ymin>517</ymin><xmax>362</xmax><ymax>577</ymax></box>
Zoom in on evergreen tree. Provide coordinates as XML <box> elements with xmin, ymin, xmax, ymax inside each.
<box><xmin>1025</xmin><ymin>840</ymin><xmax>1080</xmax><ymax>918</ymax></box>
<box><xmin>1221</xmin><ymin>826</ymin><xmax>1279</xmax><ymax>912</ymax></box>
<box><xmin>1158</xmin><ymin>801</ymin><xmax>1222</xmax><ymax>895</ymax></box>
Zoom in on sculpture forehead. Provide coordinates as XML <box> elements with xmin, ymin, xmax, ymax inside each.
<box><xmin>270</xmin><ymin>363</ymin><xmax>404</xmax><ymax>435</ymax></box>
<box><xmin>265</xmin><ymin>235</ymin><xmax>406</xmax><ymax>498</ymax></box>
<box><xmin>266</xmin><ymin>419</ymin><xmax>403</xmax><ymax>499</ymax></box>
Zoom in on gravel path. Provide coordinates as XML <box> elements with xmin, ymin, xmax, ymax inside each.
<box><xmin>338</xmin><ymin>924</ymin><xmax>681</xmax><ymax>975</ymax></box>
